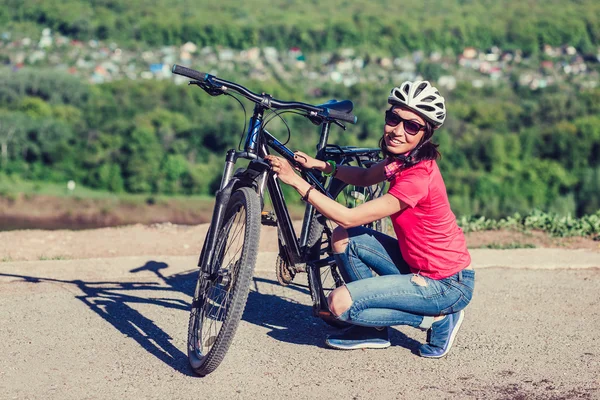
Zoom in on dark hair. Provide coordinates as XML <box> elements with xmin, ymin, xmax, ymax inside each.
<box><xmin>379</xmin><ymin>110</ymin><xmax>441</xmax><ymax>169</ymax></box>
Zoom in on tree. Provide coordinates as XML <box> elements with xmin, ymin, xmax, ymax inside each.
<box><xmin>0</xmin><ymin>111</ymin><xmax>28</xmax><ymax>169</ymax></box>
<box><xmin>123</xmin><ymin>123</ymin><xmax>162</xmax><ymax>193</ymax></box>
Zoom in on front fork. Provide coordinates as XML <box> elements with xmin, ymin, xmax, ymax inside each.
<box><xmin>197</xmin><ymin>150</ymin><xmax>241</xmax><ymax>276</ymax></box>
<box><xmin>197</xmin><ymin>149</ymin><xmax>267</xmax><ymax>276</ymax></box>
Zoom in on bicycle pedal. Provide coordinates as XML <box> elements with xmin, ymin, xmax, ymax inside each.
<box><xmin>318</xmin><ymin>310</ymin><xmax>335</xmax><ymax>319</ymax></box>
<box><xmin>261</xmin><ymin>211</ymin><xmax>277</xmax><ymax>226</ymax></box>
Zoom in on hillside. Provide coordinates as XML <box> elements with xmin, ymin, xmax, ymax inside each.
<box><xmin>3</xmin><ymin>0</ymin><xmax>600</xmax><ymax>53</ymax></box>
<box><xmin>1</xmin><ymin>0</ymin><xmax>600</xmax><ymax>223</ymax></box>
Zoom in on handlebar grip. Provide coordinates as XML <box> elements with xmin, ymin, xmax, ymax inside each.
<box><xmin>327</xmin><ymin>108</ymin><xmax>358</xmax><ymax>124</ymax></box>
<box><xmin>172</xmin><ymin>64</ymin><xmax>208</xmax><ymax>81</ymax></box>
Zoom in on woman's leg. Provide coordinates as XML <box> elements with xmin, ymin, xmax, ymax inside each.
<box><xmin>331</xmin><ymin>226</ymin><xmax>411</xmax><ymax>283</ymax></box>
<box><xmin>335</xmin><ymin>273</ymin><xmax>461</xmax><ymax>328</ymax></box>
<box><xmin>330</xmin><ymin>226</ymin><xmax>425</xmax><ymax>324</ymax></box>
<box><xmin>328</xmin><ymin>225</ymin><xmax>475</xmax><ymax>354</ymax></box>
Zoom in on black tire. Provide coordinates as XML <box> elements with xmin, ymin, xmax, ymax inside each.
<box><xmin>187</xmin><ymin>186</ymin><xmax>261</xmax><ymax>376</ymax></box>
<box><xmin>306</xmin><ymin>179</ymin><xmax>388</xmax><ymax>328</ymax></box>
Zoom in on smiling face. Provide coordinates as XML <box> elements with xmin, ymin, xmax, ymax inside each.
<box><xmin>383</xmin><ymin>106</ymin><xmax>426</xmax><ymax>155</ymax></box>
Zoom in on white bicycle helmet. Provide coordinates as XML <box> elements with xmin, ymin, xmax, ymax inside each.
<box><xmin>387</xmin><ymin>81</ymin><xmax>446</xmax><ymax>128</ymax></box>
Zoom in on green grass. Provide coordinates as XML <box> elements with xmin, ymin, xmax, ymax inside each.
<box><xmin>0</xmin><ymin>176</ymin><xmax>214</xmax><ymax>205</ymax></box>
<box><xmin>458</xmin><ymin>210</ymin><xmax>600</xmax><ymax>239</ymax></box>
<box><xmin>38</xmin><ymin>255</ymin><xmax>71</xmax><ymax>261</ymax></box>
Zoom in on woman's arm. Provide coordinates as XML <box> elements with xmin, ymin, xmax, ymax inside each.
<box><xmin>266</xmin><ymin>154</ymin><xmax>406</xmax><ymax>228</ymax></box>
<box><xmin>294</xmin><ymin>178</ymin><xmax>405</xmax><ymax>228</ymax></box>
<box><xmin>294</xmin><ymin>151</ymin><xmax>387</xmax><ymax>186</ymax></box>
<box><xmin>333</xmin><ymin>160</ymin><xmax>387</xmax><ymax>187</ymax></box>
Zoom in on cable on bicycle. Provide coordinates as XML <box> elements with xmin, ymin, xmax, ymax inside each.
<box><xmin>220</xmin><ymin>92</ymin><xmax>248</xmax><ymax>152</ymax></box>
<box><xmin>262</xmin><ymin>109</ymin><xmax>305</xmax><ymax>147</ymax></box>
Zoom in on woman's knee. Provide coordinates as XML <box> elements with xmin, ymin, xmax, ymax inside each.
<box><xmin>331</xmin><ymin>226</ymin><xmax>349</xmax><ymax>253</ymax></box>
<box><xmin>328</xmin><ymin>285</ymin><xmax>353</xmax><ymax>317</ymax></box>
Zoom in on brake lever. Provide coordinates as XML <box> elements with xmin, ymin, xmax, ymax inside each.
<box><xmin>189</xmin><ymin>80</ymin><xmax>224</xmax><ymax>97</ymax></box>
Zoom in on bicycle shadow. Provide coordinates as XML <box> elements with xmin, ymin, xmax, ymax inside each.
<box><xmin>2</xmin><ymin>260</ymin><xmax>422</xmax><ymax>376</ymax></box>
<box><xmin>243</xmin><ymin>276</ymin><xmax>423</xmax><ymax>354</ymax></box>
<box><xmin>0</xmin><ymin>260</ymin><xmax>198</xmax><ymax>377</ymax></box>
<box><xmin>243</xmin><ymin>277</ymin><xmax>329</xmax><ymax>348</ymax></box>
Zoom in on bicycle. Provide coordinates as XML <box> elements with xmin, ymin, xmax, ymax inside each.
<box><xmin>171</xmin><ymin>65</ymin><xmax>389</xmax><ymax>376</ymax></box>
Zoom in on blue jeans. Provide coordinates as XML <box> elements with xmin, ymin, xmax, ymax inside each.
<box><xmin>332</xmin><ymin>227</ymin><xmax>475</xmax><ymax>329</ymax></box>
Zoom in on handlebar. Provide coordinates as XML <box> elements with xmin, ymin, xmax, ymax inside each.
<box><xmin>172</xmin><ymin>65</ymin><xmax>208</xmax><ymax>82</ymax></box>
<box><xmin>172</xmin><ymin>64</ymin><xmax>357</xmax><ymax>124</ymax></box>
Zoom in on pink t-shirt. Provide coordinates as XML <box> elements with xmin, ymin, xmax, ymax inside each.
<box><xmin>387</xmin><ymin>159</ymin><xmax>471</xmax><ymax>279</ymax></box>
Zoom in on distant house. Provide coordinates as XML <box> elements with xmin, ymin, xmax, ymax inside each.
<box><xmin>94</xmin><ymin>65</ymin><xmax>108</xmax><ymax>76</ymax></box>
<box><xmin>543</xmin><ymin>44</ymin><xmax>559</xmax><ymax>57</ymax></box>
<box><xmin>462</xmin><ymin>47</ymin><xmax>477</xmax><ymax>59</ymax></box>
<box><xmin>179</xmin><ymin>51</ymin><xmax>192</xmax><ymax>61</ymax></box>
<box><xmin>564</xmin><ymin>46</ymin><xmax>577</xmax><ymax>56</ymax></box>
<box><xmin>379</xmin><ymin>57</ymin><xmax>392</xmax><ymax>68</ymax></box>
<box><xmin>489</xmin><ymin>67</ymin><xmax>502</xmax><ymax>80</ymax></box>
<box><xmin>395</xmin><ymin>57</ymin><xmax>416</xmax><ymax>72</ymax></box>
<box><xmin>241</xmin><ymin>47</ymin><xmax>260</xmax><ymax>62</ymax></box>
<box><xmin>181</xmin><ymin>42</ymin><xmax>197</xmax><ymax>54</ymax></box>
<box><xmin>438</xmin><ymin>75</ymin><xmax>457</xmax><ymax>90</ymax></box>
<box><xmin>263</xmin><ymin>47</ymin><xmax>278</xmax><ymax>61</ymax></box>
<box><xmin>289</xmin><ymin>47</ymin><xmax>304</xmax><ymax>61</ymax></box>
<box><xmin>150</xmin><ymin>63</ymin><xmax>164</xmax><ymax>74</ymax></box>
<box><xmin>218</xmin><ymin>49</ymin><xmax>234</xmax><ymax>61</ymax></box>
<box><xmin>340</xmin><ymin>48</ymin><xmax>355</xmax><ymax>58</ymax></box>
<box><xmin>38</xmin><ymin>36</ymin><xmax>53</xmax><ymax>48</ymax></box>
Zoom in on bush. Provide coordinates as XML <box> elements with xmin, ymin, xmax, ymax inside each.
<box><xmin>458</xmin><ymin>209</ymin><xmax>600</xmax><ymax>239</ymax></box>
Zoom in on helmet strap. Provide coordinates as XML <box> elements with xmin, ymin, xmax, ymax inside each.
<box><xmin>393</xmin><ymin>136</ymin><xmax>431</xmax><ymax>165</ymax></box>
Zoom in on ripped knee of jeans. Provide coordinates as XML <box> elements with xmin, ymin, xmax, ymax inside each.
<box><xmin>331</xmin><ymin>226</ymin><xmax>349</xmax><ymax>254</ymax></box>
<box><xmin>411</xmin><ymin>274</ymin><xmax>428</xmax><ymax>287</ymax></box>
<box><xmin>328</xmin><ymin>285</ymin><xmax>353</xmax><ymax>318</ymax></box>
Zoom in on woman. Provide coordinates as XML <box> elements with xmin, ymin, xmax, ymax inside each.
<box><xmin>265</xmin><ymin>81</ymin><xmax>474</xmax><ymax>358</ymax></box>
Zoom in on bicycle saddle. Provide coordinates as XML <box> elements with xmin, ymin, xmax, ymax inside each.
<box><xmin>317</xmin><ymin>99</ymin><xmax>354</xmax><ymax>113</ymax></box>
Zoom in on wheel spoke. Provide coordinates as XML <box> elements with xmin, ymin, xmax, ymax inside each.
<box><xmin>220</xmin><ymin>209</ymin><xmax>246</xmax><ymax>271</ymax></box>
<box><xmin>191</xmin><ymin>191</ymin><xmax>254</xmax><ymax>363</ymax></box>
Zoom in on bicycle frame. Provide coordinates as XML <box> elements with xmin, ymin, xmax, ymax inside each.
<box><xmin>198</xmin><ymin>102</ymin><xmax>341</xmax><ymax>275</ymax></box>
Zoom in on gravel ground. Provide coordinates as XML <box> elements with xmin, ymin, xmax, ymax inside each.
<box><xmin>1</xmin><ymin>221</ymin><xmax>598</xmax><ymax>263</ymax></box>
<box><xmin>1</xmin><ymin>250</ymin><xmax>599</xmax><ymax>399</ymax></box>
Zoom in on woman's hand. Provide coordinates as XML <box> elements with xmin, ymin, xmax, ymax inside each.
<box><xmin>293</xmin><ymin>151</ymin><xmax>326</xmax><ymax>170</ymax></box>
<box><xmin>265</xmin><ymin>155</ymin><xmax>300</xmax><ymax>186</ymax></box>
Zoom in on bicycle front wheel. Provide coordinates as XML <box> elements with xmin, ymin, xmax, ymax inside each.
<box><xmin>187</xmin><ymin>186</ymin><xmax>261</xmax><ymax>376</ymax></box>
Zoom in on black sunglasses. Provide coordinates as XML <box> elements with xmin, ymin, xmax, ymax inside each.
<box><xmin>385</xmin><ymin>110</ymin><xmax>425</xmax><ymax>135</ymax></box>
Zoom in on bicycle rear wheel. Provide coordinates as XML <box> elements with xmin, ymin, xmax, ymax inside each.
<box><xmin>187</xmin><ymin>186</ymin><xmax>261</xmax><ymax>376</ymax></box>
<box><xmin>306</xmin><ymin>179</ymin><xmax>389</xmax><ymax>328</ymax></box>
<box><xmin>335</xmin><ymin>180</ymin><xmax>392</xmax><ymax>235</ymax></box>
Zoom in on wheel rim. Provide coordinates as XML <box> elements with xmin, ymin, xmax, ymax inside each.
<box><xmin>192</xmin><ymin>204</ymin><xmax>247</xmax><ymax>359</ymax></box>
